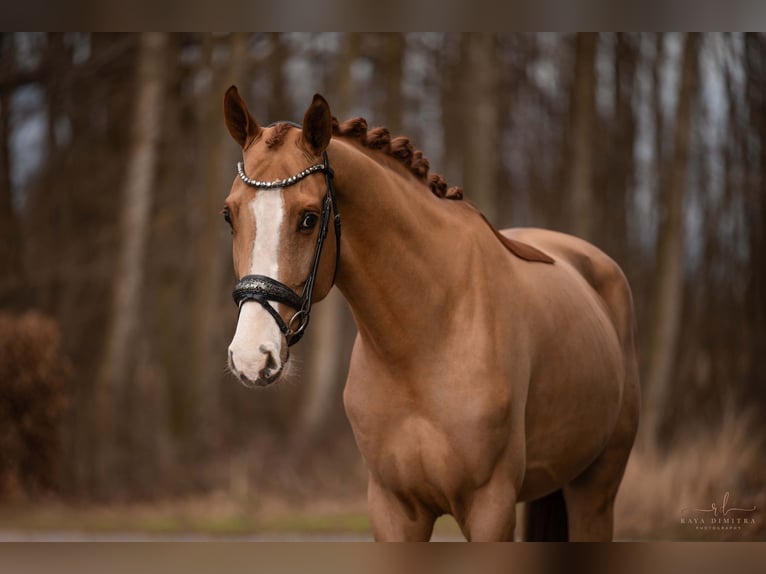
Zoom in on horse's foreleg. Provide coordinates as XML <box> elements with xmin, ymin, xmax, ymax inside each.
<box><xmin>459</xmin><ymin>480</ymin><xmax>519</xmax><ymax>541</ymax></box>
<box><xmin>367</xmin><ymin>478</ymin><xmax>436</xmax><ymax>541</ymax></box>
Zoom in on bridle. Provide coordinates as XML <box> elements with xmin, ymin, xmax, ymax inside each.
<box><xmin>231</xmin><ymin>121</ymin><xmax>340</xmax><ymax>347</ymax></box>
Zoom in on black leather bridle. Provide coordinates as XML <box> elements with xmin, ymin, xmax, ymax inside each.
<box><xmin>231</xmin><ymin>122</ymin><xmax>340</xmax><ymax>347</ymax></box>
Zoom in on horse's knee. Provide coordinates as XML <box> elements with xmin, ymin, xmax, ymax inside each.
<box><xmin>367</xmin><ymin>480</ymin><xmax>435</xmax><ymax>541</ymax></box>
<box><xmin>464</xmin><ymin>512</ymin><xmax>517</xmax><ymax>542</ymax></box>
<box><xmin>459</xmin><ymin>482</ymin><xmax>518</xmax><ymax>541</ymax></box>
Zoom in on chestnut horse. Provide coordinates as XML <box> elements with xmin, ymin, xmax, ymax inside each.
<box><xmin>222</xmin><ymin>86</ymin><xmax>640</xmax><ymax>541</ymax></box>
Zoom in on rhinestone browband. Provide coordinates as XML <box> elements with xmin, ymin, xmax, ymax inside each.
<box><xmin>236</xmin><ymin>161</ymin><xmax>328</xmax><ymax>189</ymax></box>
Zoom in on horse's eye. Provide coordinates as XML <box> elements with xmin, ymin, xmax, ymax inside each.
<box><xmin>299</xmin><ymin>212</ymin><xmax>319</xmax><ymax>231</ymax></box>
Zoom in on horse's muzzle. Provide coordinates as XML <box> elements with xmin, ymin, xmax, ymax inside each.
<box><xmin>228</xmin><ymin>343</ymin><xmax>286</xmax><ymax>388</ymax></box>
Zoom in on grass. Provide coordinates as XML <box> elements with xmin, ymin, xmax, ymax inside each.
<box><xmin>0</xmin><ymin>494</ymin><xmax>468</xmax><ymax>540</ymax></box>
<box><xmin>615</xmin><ymin>405</ymin><xmax>766</xmax><ymax>541</ymax></box>
<box><xmin>0</xmin><ymin>498</ymin><xmax>370</xmax><ymax>538</ymax></box>
<box><xmin>0</xmin><ymin>406</ymin><xmax>762</xmax><ymax>541</ymax></box>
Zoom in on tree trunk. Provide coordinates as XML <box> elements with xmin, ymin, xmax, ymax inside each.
<box><xmin>566</xmin><ymin>33</ymin><xmax>598</xmax><ymax>242</ymax></box>
<box><xmin>462</xmin><ymin>33</ymin><xmax>500</xmax><ymax>218</ymax></box>
<box><xmin>185</xmin><ymin>33</ymin><xmax>248</xmax><ymax>462</ymax></box>
<box><xmin>652</xmin><ymin>34</ymin><xmax>666</xmax><ymax>205</ymax></box>
<box><xmin>744</xmin><ymin>33</ymin><xmax>766</xmax><ymax>414</ymax></box>
<box><xmin>441</xmin><ymin>35</ymin><xmax>463</xmax><ymax>189</ymax></box>
<box><xmin>606</xmin><ymin>33</ymin><xmax>638</xmax><ymax>266</ymax></box>
<box><xmin>94</xmin><ymin>33</ymin><xmax>168</xmax><ymax>489</ymax></box>
<box><xmin>267</xmin><ymin>33</ymin><xmax>290</xmax><ymax>121</ymax></box>
<box><xmin>289</xmin><ymin>34</ymin><xmax>359</xmax><ymax>457</ymax></box>
<box><xmin>641</xmin><ymin>33</ymin><xmax>700</xmax><ymax>447</ymax></box>
<box><xmin>380</xmin><ymin>33</ymin><xmax>405</xmax><ymax>135</ymax></box>
<box><xmin>335</xmin><ymin>33</ymin><xmax>360</xmax><ymax>118</ymax></box>
<box><xmin>0</xmin><ymin>34</ymin><xmax>22</xmax><ymax>307</ymax></box>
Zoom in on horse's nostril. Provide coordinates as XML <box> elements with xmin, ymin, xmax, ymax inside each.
<box><xmin>259</xmin><ymin>344</ymin><xmax>279</xmax><ymax>371</ymax></box>
<box><xmin>256</xmin><ymin>344</ymin><xmax>283</xmax><ymax>384</ymax></box>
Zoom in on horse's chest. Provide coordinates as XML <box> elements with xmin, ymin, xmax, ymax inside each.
<box><xmin>344</xmin><ymin>378</ymin><xmax>511</xmax><ymax>505</ymax></box>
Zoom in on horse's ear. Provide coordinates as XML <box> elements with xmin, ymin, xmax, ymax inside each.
<box><xmin>224</xmin><ymin>85</ymin><xmax>260</xmax><ymax>149</ymax></box>
<box><xmin>302</xmin><ymin>94</ymin><xmax>332</xmax><ymax>155</ymax></box>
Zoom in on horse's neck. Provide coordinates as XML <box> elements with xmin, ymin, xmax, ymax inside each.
<box><xmin>331</xmin><ymin>140</ymin><xmax>473</xmax><ymax>363</ymax></box>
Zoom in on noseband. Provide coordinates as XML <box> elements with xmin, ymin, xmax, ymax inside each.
<box><xmin>232</xmin><ymin>123</ymin><xmax>340</xmax><ymax>347</ymax></box>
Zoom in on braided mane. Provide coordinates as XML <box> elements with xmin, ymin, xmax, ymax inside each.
<box><xmin>331</xmin><ymin>117</ymin><xmax>464</xmax><ymax>200</ymax></box>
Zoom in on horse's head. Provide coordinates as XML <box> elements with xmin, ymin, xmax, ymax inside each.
<box><xmin>223</xmin><ymin>86</ymin><xmax>338</xmax><ymax>387</ymax></box>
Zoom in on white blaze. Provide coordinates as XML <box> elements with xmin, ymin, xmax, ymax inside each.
<box><xmin>228</xmin><ymin>188</ymin><xmax>286</xmax><ymax>384</ymax></box>
<box><xmin>248</xmin><ymin>188</ymin><xmax>284</xmax><ymax>279</ymax></box>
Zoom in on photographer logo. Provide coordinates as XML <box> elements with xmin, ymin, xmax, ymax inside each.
<box><xmin>680</xmin><ymin>491</ymin><xmax>757</xmax><ymax>532</ymax></box>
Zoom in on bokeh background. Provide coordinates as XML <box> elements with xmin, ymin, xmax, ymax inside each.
<box><xmin>0</xmin><ymin>33</ymin><xmax>764</xmax><ymax>540</ymax></box>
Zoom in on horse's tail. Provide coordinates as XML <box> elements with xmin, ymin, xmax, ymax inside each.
<box><xmin>524</xmin><ymin>489</ymin><xmax>569</xmax><ymax>541</ymax></box>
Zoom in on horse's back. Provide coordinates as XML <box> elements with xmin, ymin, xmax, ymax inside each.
<box><xmin>502</xmin><ymin>227</ymin><xmax>636</xmax><ymax>350</ymax></box>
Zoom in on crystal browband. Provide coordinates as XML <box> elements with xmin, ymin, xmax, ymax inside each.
<box><xmin>236</xmin><ymin>161</ymin><xmax>328</xmax><ymax>189</ymax></box>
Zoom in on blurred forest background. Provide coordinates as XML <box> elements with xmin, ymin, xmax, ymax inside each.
<box><xmin>0</xmin><ymin>33</ymin><xmax>764</xmax><ymax>539</ymax></box>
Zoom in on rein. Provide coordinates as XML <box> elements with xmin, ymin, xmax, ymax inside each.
<box><xmin>232</xmin><ymin>123</ymin><xmax>340</xmax><ymax>346</ymax></box>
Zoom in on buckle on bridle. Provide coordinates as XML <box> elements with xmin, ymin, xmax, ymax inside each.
<box><xmin>286</xmin><ymin>309</ymin><xmax>310</xmax><ymax>341</ymax></box>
